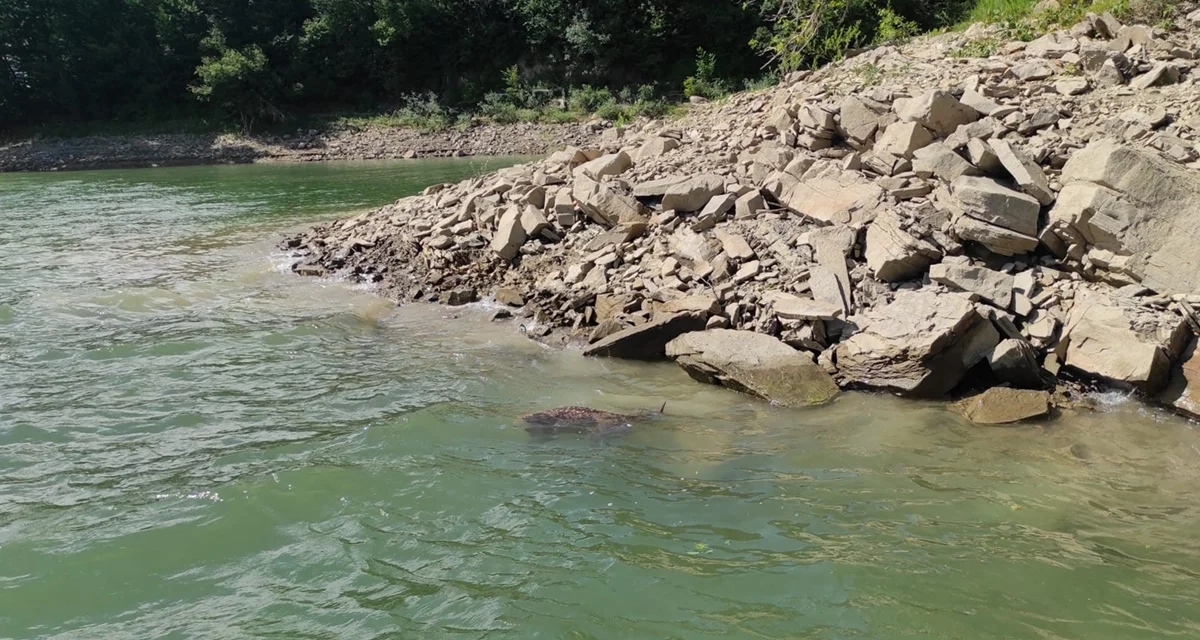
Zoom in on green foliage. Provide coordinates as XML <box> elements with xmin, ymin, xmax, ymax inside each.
<box><xmin>874</xmin><ymin>5</ymin><xmax>921</xmax><ymax>44</ymax></box>
<box><xmin>948</xmin><ymin>36</ymin><xmax>1001</xmax><ymax>57</ymax></box>
<box><xmin>190</xmin><ymin>41</ymin><xmax>282</xmax><ymax>132</ymax></box>
<box><xmin>683</xmin><ymin>48</ymin><xmax>730</xmax><ymax>99</ymax></box>
<box><xmin>568</xmin><ymin>85</ymin><xmax>616</xmax><ymax>114</ymax></box>
<box><xmin>743</xmin><ymin>73</ymin><xmax>781</xmax><ymax>92</ymax></box>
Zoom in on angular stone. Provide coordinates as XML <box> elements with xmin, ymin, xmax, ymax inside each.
<box><xmin>574</xmin><ymin>151</ymin><xmax>632</xmax><ymax>180</ymax></box>
<box><xmin>520</xmin><ymin>205</ymin><xmax>550</xmax><ymax>237</ymax></box>
<box><xmin>778</xmin><ymin>174</ymin><xmax>883</xmax><ymax>225</ymax></box>
<box><xmin>929</xmin><ymin>263</ymin><xmax>1015</xmax><ymax>308</ymax></box>
<box><xmin>714</xmin><ymin>229</ymin><xmax>755</xmax><ymax>261</ymax></box>
<box><xmin>762</xmin><ymin>291</ymin><xmax>844</xmax><ymax>320</ymax></box>
<box><xmin>839</xmin><ymin>95</ymin><xmax>882</xmax><ymax>142</ymax></box>
<box><xmin>955</xmin><ymin>388</ymin><xmax>1051</xmax><ymax>425</ymax></box>
<box><xmin>1061</xmin><ymin>139</ymin><xmax>1200</xmax><ymax>294</ymax></box>
<box><xmin>637</xmin><ymin>137</ymin><xmax>680</xmax><ymax>160</ymax></box>
<box><xmin>989</xmin><ymin>139</ymin><xmax>1054</xmax><ymax>205</ymax></box>
<box><xmin>954</xmin><ymin>215</ymin><xmax>1040</xmax><ymax>256</ymax></box>
<box><xmin>951</xmin><ymin>176</ymin><xmax>1041</xmax><ymax>236</ymax></box>
<box><xmin>966</xmin><ymin>138</ymin><xmax>1004</xmax><ymax>175</ymax></box>
<box><xmin>988</xmin><ymin>339</ymin><xmax>1044</xmax><ymax>389</ymax></box>
<box><xmin>660</xmin><ymin>174</ymin><xmax>726</xmax><ymax>213</ymax></box>
<box><xmin>573</xmin><ymin>174</ymin><xmax>645</xmax><ymax>227</ymax></box>
<box><xmin>876</xmin><ymin>121</ymin><xmax>935</xmax><ymax>159</ymax></box>
<box><xmin>835</xmin><ymin>289</ymin><xmax>1000</xmax><ymax>397</ymax></box>
<box><xmin>734</xmin><ymin>190</ymin><xmax>765</xmax><ymax>220</ymax></box>
<box><xmin>583</xmin><ymin>311</ymin><xmax>709</xmax><ymax>360</ymax></box>
<box><xmin>1062</xmin><ymin>290</ymin><xmax>1173</xmax><ymax>392</ymax></box>
<box><xmin>1130</xmin><ymin>62</ymin><xmax>1180</xmax><ymax>90</ymax></box>
<box><xmin>666</xmin><ymin>330</ymin><xmax>840</xmax><ymax>407</ymax></box>
<box><xmin>1055</xmin><ymin>77</ymin><xmax>1090</xmax><ymax>95</ymax></box>
<box><xmin>898</xmin><ymin>90</ymin><xmax>981</xmax><ymax>138</ymax></box>
<box><xmin>490</xmin><ymin>206</ymin><xmax>527</xmax><ymax>260</ymax></box>
<box><xmin>865</xmin><ymin>210</ymin><xmax>942</xmax><ymax>282</ymax></box>
<box><xmin>1012</xmin><ymin>63</ymin><xmax>1054</xmax><ymax>81</ymax></box>
<box><xmin>912</xmin><ymin>143</ymin><xmax>981</xmax><ymax>182</ymax></box>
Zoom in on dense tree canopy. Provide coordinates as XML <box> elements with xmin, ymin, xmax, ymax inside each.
<box><xmin>0</xmin><ymin>0</ymin><xmax>978</xmax><ymax>131</ymax></box>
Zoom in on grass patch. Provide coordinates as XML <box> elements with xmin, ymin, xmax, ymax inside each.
<box><xmin>949</xmin><ymin>36</ymin><xmax>1002</xmax><ymax>57</ymax></box>
<box><xmin>957</xmin><ymin>0</ymin><xmax>1178</xmax><ymax>40</ymax></box>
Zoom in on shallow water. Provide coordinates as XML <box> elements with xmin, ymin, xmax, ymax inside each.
<box><xmin>2</xmin><ymin>160</ymin><xmax>1200</xmax><ymax>639</ymax></box>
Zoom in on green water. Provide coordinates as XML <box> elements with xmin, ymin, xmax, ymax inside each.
<box><xmin>3</xmin><ymin>160</ymin><xmax>1200</xmax><ymax>639</ymax></box>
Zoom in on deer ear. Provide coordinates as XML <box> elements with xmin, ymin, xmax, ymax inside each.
<box><xmin>659</xmin><ymin>402</ymin><xmax>667</xmax><ymax>414</ymax></box>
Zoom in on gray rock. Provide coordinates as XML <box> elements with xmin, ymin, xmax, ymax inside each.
<box><xmin>573</xmin><ymin>174</ymin><xmax>646</xmax><ymax>227</ymax></box>
<box><xmin>1160</xmin><ymin>337</ymin><xmax>1200</xmax><ymax>419</ymax></box>
<box><xmin>666</xmin><ymin>330</ymin><xmax>840</xmax><ymax>407</ymax></box>
<box><xmin>952</xmin><ymin>176</ymin><xmax>1042</xmax><ymax>237</ymax></box>
<box><xmin>573</xmin><ymin>151</ymin><xmax>632</xmax><ymax>180</ymax></box>
<box><xmin>1130</xmin><ymin>63</ymin><xmax>1180</xmax><ymax>90</ymax></box>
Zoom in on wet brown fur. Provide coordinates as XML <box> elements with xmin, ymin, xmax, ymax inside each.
<box><xmin>522</xmin><ymin>403</ymin><xmax>665</xmax><ymax>435</ymax></box>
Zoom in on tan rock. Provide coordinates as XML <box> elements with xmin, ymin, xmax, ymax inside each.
<box><xmin>956</xmin><ymin>388</ymin><xmax>1051</xmax><ymax>425</ymax></box>
<box><xmin>666</xmin><ymin>330</ymin><xmax>839</xmax><ymax>407</ymax></box>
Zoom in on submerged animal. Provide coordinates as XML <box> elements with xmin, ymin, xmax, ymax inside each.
<box><xmin>522</xmin><ymin>403</ymin><xmax>666</xmax><ymax>435</ymax></box>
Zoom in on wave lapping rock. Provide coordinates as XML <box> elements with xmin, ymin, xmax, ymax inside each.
<box><xmin>287</xmin><ymin>11</ymin><xmax>1200</xmax><ymax>422</ymax></box>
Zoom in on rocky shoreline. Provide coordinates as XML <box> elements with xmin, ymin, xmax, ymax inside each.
<box><xmin>285</xmin><ymin>10</ymin><xmax>1200</xmax><ymax>425</ymax></box>
<box><xmin>0</xmin><ymin>121</ymin><xmax>599</xmax><ymax>172</ymax></box>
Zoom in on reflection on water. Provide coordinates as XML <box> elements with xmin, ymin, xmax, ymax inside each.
<box><xmin>2</xmin><ymin>161</ymin><xmax>1200</xmax><ymax>639</ymax></box>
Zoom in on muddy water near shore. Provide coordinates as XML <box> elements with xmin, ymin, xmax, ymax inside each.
<box><xmin>3</xmin><ymin>160</ymin><xmax>1200</xmax><ymax>639</ymax></box>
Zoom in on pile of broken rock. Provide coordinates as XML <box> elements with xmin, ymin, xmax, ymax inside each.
<box><xmin>286</xmin><ymin>10</ymin><xmax>1200</xmax><ymax>425</ymax></box>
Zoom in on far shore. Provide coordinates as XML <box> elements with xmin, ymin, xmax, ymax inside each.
<box><xmin>0</xmin><ymin>121</ymin><xmax>597</xmax><ymax>173</ymax></box>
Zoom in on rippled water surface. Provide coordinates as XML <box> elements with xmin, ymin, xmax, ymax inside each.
<box><xmin>3</xmin><ymin>160</ymin><xmax>1200</xmax><ymax>639</ymax></box>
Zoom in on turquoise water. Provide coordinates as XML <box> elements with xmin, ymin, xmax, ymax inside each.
<box><xmin>2</xmin><ymin>160</ymin><xmax>1200</xmax><ymax>639</ymax></box>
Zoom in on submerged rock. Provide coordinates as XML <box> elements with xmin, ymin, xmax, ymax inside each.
<box><xmin>665</xmin><ymin>330</ymin><xmax>839</xmax><ymax>407</ymax></box>
<box><xmin>955</xmin><ymin>388</ymin><xmax>1051</xmax><ymax>425</ymax></box>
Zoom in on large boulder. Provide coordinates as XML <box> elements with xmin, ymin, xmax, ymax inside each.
<box><xmin>583</xmin><ymin>311</ymin><xmax>709</xmax><ymax>360</ymax></box>
<box><xmin>1060</xmin><ymin>289</ymin><xmax>1186</xmax><ymax>393</ymax></box>
<box><xmin>955</xmin><ymin>388</ymin><xmax>1051</xmax><ymax>425</ymax></box>
<box><xmin>834</xmin><ymin>289</ymin><xmax>1000</xmax><ymax>397</ymax></box>
<box><xmin>1057</xmin><ymin>139</ymin><xmax>1200</xmax><ymax>294</ymax></box>
<box><xmin>666</xmin><ymin>330</ymin><xmax>839</xmax><ymax>406</ymax></box>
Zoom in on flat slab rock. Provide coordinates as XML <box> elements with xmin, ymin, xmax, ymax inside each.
<box><xmin>955</xmin><ymin>388</ymin><xmax>1051</xmax><ymax>425</ymax></box>
<box><xmin>666</xmin><ymin>330</ymin><xmax>839</xmax><ymax>407</ymax></box>
<box><xmin>583</xmin><ymin>311</ymin><xmax>709</xmax><ymax>360</ymax></box>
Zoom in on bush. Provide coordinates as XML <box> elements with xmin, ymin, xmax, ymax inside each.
<box><xmin>392</xmin><ymin>92</ymin><xmax>452</xmax><ymax>131</ymax></box>
<box><xmin>682</xmin><ymin>48</ymin><xmax>730</xmax><ymax>100</ymax></box>
<box><xmin>874</xmin><ymin>4</ymin><xmax>921</xmax><ymax>44</ymax></box>
<box><xmin>568</xmin><ymin>85</ymin><xmax>616</xmax><ymax>114</ymax></box>
<box><xmin>479</xmin><ymin>92</ymin><xmax>521</xmax><ymax>123</ymax></box>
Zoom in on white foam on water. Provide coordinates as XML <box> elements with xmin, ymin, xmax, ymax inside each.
<box><xmin>1088</xmin><ymin>389</ymin><xmax>1135</xmax><ymax>412</ymax></box>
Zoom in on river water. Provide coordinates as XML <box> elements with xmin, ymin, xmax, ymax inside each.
<box><xmin>2</xmin><ymin>160</ymin><xmax>1200</xmax><ymax>639</ymax></box>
